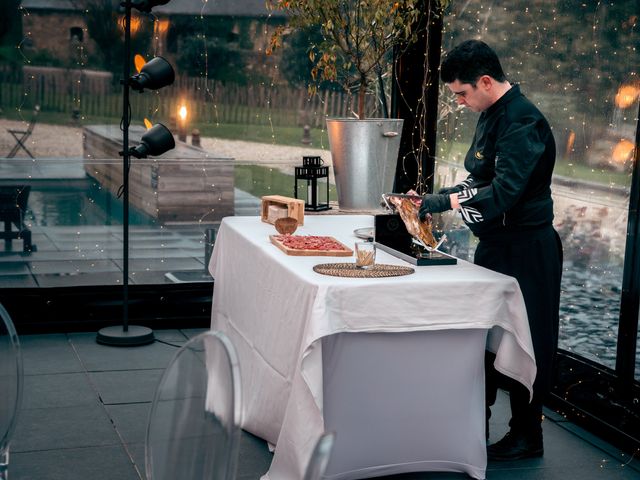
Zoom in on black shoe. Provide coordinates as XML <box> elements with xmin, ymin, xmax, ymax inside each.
<box><xmin>487</xmin><ymin>430</ymin><xmax>543</xmax><ymax>461</ymax></box>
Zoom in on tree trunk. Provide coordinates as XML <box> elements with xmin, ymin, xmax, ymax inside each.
<box><xmin>358</xmin><ymin>77</ymin><xmax>367</xmax><ymax>119</ymax></box>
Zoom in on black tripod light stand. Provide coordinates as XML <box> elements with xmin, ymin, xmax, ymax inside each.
<box><xmin>97</xmin><ymin>0</ymin><xmax>175</xmax><ymax>346</ymax></box>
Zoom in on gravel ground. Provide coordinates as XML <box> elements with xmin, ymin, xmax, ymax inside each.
<box><xmin>0</xmin><ymin>119</ymin><xmax>332</xmax><ymax>166</ymax></box>
<box><xmin>199</xmin><ymin>136</ymin><xmax>332</xmax><ymax>166</ymax></box>
<box><xmin>0</xmin><ymin>119</ymin><xmax>84</xmax><ymax>158</ymax></box>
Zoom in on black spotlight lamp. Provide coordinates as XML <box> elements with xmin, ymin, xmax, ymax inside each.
<box><xmin>129</xmin><ymin>57</ymin><xmax>174</xmax><ymax>92</ymax></box>
<box><xmin>97</xmin><ymin>0</ymin><xmax>175</xmax><ymax>347</ymax></box>
<box><xmin>129</xmin><ymin>123</ymin><xmax>175</xmax><ymax>158</ymax></box>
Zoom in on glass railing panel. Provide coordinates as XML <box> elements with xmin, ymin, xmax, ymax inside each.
<box><xmin>1</xmin><ymin>2</ymin><xmax>344</xmax><ymax>287</ymax></box>
<box><xmin>0</xmin><ymin>152</ymin><xmax>338</xmax><ymax>288</ymax></box>
<box><xmin>440</xmin><ymin>0</ymin><xmax>640</xmax><ymax>372</ymax></box>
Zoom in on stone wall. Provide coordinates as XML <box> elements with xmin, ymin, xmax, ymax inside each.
<box><xmin>22</xmin><ymin>11</ymin><xmax>97</xmax><ymax>64</ymax></box>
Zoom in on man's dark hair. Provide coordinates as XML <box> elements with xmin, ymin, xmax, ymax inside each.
<box><xmin>440</xmin><ymin>40</ymin><xmax>507</xmax><ymax>84</ymax></box>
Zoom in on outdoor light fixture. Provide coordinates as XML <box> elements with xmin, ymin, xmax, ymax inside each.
<box><xmin>129</xmin><ymin>56</ymin><xmax>175</xmax><ymax>92</ymax></box>
<box><xmin>295</xmin><ymin>156</ymin><xmax>331</xmax><ymax>211</ymax></box>
<box><xmin>177</xmin><ymin>103</ymin><xmax>188</xmax><ymax>141</ymax></box>
<box><xmin>129</xmin><ymin>123</ymin><xmax>175</xmax><ymax>158</ymax></box>
<box><xmin>97</xmin><ymin>0</ymin><xmax>175</xmax><ymax>347</ymax></box>
<box><xmin>178</xmin><ymin>104</ymin><xmax>187</xmax><ymax>121</ymax></box>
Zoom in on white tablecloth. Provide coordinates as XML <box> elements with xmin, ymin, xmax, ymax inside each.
<box><xmin>321</xmin><ymin>329</ymin><xmax>489</xmax><ymax>479</ymax></box>
<box><xmin>209</xmin><ymin>215</ymin><xmax>535</xmax><ymax>480</ymax></box>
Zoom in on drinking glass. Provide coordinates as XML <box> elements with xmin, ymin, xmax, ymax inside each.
<box><xmin>355</xmin><ymin>241</ymin><xmax>376</xmax><ymax>269</ymax></box>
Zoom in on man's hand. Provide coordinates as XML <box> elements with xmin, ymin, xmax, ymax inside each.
<box><xmin>419</xmin><ymin>193</ymin><xmax>452</xmax><ymax>221</ymax></box>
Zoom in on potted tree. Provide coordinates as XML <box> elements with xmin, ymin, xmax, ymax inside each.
<box><xmin>267</xmin><ymin>0</ymin><xmax>450</xmax><ymax>210</ymax></box>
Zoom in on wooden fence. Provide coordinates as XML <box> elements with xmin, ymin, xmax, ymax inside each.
<box><xmin>0</xmin><ymin>67</ymin><xmax>381</xmax><ymax>128</ymax></box>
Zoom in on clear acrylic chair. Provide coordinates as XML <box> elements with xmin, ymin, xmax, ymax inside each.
<box><xmin>145</xmin><ymin>331</ymin><xmax>242</xmax><ymax>480</ymax></box>
<box><xmin>0</xmin><ymin>304</ymin><xmax>23</xmax><ymax>480</ymax></box>
<box><xmin>303</xmin><ymin>432</ymin><xmax>335</xmax><ymax>480</ymax></box>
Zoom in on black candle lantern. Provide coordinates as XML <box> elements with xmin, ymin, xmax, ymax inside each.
<box><xmin>294</xmin><ymin>156</ymin><xmax>331</xmax><ymax>211</ymax></box>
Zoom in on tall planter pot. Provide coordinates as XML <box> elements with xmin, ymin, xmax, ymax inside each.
<box><xmin>326</xmin><ymin>118</ymin><xmax>404</xmax><ymax>211</ymax></box>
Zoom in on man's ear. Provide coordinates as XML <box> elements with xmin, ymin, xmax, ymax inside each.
<box><xmin>478</xmin><ymin>75</ymin><xmax>493</xmax><ymax>90</ymax></box>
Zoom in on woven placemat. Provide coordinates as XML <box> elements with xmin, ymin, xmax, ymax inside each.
<box><xmin>313</xmin><ymin>263</ymin><xmax>414</xmax><ymax>278</ymax></box>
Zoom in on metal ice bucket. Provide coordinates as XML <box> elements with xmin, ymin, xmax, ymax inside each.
<box><xmin>327</xmin><ymin>118</ymin><xmax>403</xmax><ymax>211</ymax></box>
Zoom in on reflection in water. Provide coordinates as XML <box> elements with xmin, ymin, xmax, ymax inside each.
<box><xmin>24</xmin><ymin>179</ymin><xmax>156</xmax><ymax>227</ymax></box>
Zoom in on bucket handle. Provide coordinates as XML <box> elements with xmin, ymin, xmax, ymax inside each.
<box><xmin>382</xmin><ymin>131</ymin><xmax>399</xmax><ymax>137</ymax></box>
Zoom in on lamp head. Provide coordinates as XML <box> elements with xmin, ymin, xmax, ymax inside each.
<box><xmin>129</xmin><ymin>123</ymin><xmax>175</xmax><ymax>158</ymax></box>
<box><xmin>129</xmin><ymin>56</ymin><xmax>175</xmax><ymax>92</ymax></box>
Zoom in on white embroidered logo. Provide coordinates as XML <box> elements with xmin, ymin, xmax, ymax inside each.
<box><xmin>457</xmin><ymin>188</ymin><xmax>478</xmax><ymax>203</ymax></box>
<box><xmin>457</xmin><ymin>188</ymin><xmax>483</xmax><ymax>223</ymax></box>
<box><xmin>460</xmin><ymin>178</ymin><xmax>473</xmax><ymax>189</ymax></box>
<box><xmin>460</xmin><ymin>206</ymin><xmax>484</xmax><ymax>223</ymax></box>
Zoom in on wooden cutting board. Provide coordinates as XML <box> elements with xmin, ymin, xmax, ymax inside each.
<box><xmin>269</xmin><ymin>235</ymin><xmax>353</xmax><ymax>257</ymax></box>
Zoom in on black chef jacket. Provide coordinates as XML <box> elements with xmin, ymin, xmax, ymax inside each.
<box><xmin>452</xmin><ymin>84</ymin><xmax>556</xmax><ymax>240</ymax></box>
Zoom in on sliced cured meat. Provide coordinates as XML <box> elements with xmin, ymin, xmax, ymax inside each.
<box><xmin>273</xmin><ymin>235</ymin><xmax>351</xmax><ymax>251</ymax></box>
<box><xmin>269</xmin><ymin>235</ymin><xmax>353</xmax><ymax>257</ymax></box>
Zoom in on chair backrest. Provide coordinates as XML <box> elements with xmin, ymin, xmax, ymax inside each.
<box><xmin>0</xmin><ymin>303</ymin><xmax>23</xmax><ymax>458</ymax></box>
<box><xmin>303</xmin><ymin>432</ymin><xmax>335</xmax><ymax>480</ymax></box>
<box><xmin>6</xmin><ymin>105</ymin><xmax>40</xmax><ymax>158</ymax></box>
<box><xmin>25</xmin><ymin>105</ymin><xmax>40</xmax><ymax>135</ymax></box>
<box><xmin>145</xmin><ymin>331</ymin><xmax>242</xmax><ymax>480</ymax></box>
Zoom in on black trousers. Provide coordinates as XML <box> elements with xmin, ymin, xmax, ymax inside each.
<box><xmin>475</xmin><ymin>225</ymin><xmax>563</xmax><ymax>436</ymax></box>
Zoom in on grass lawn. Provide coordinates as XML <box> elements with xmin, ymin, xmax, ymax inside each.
<box><xmin>553</xmin><ymin>161</ymin><xmax>631</xmax><ymax>186</ymax></box>
<box><xmin>195</xmin><ymin>122</ymin><xmax>330</xmax><ymax>147</ymax></box>
<box><xmin>235</xmin><ymin>164</ymin><xmax>338</xmax><ymax>201</ymax></box>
